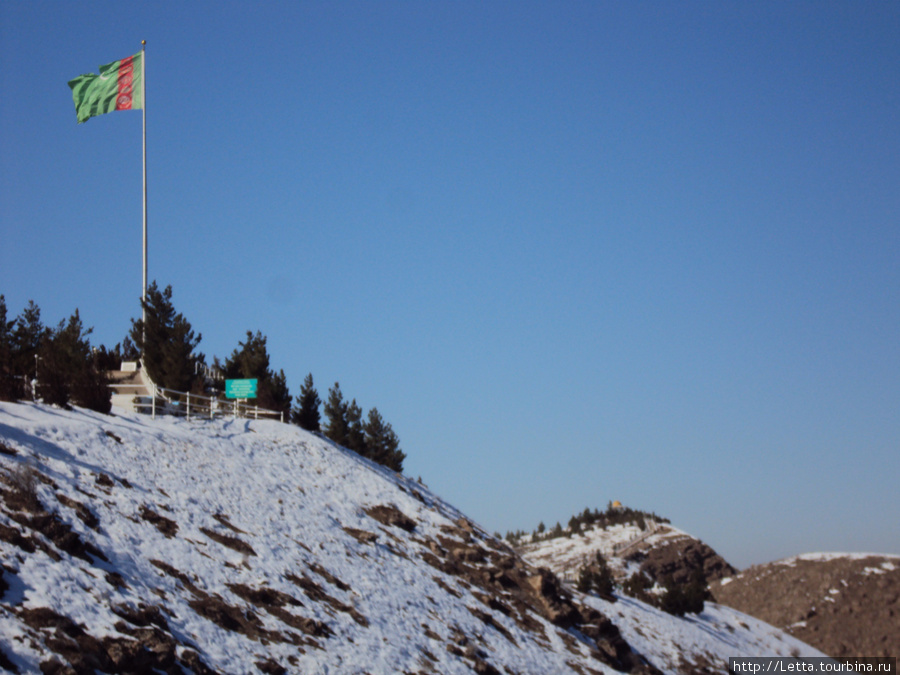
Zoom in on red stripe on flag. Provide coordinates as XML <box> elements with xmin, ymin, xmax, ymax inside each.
<box><xmin>116</xmin><ymin>56</ymin><xmax>135</xmax><ymax>111</ymax></box>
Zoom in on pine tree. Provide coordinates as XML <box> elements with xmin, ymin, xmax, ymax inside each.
<box><xmin>292</xmin><ymin>373</ymin><xmax>321</xmax><ymax>431</ymax></box>
<box><xmin>224</xmin><ymin>331</ymin><xmax>290</xmax><ymax>416</ymax></box>
<box><xmin>263</xmin><ymin>369</ymin><xmax>292</xmax><ymax>418</ymax></box>
<box><xmin>224</xmin><ymin>331</ymin><xmax>269</xmax><ymax>381</ymax></box>
<box><xmin>323</xmin><ymin>382</ymin><xmax>349</xmax><ymax>447</ymax></box>
<box><xmin>12</xmin><ymin>300</ymin><xmax>46</xmax><ymax>398</ymax></box>
<box><xmin>37</xmin><ymin>310</ymin><xmax>110</xmax><ymax>413</ymax></box>
<box><xmin>130</xmin><ymin>282</ymin><xmax>202</xmax><ymax>391</ymax></box>
<box><xmin>346</xmin><ymin>399</ymin><xmax>366</xmax><ymax>454</ymax></box>
<box><xmin>363</xmin><ymin>407</ymin><xmax>405</xmax><ymax>472</ymax></box>
<box><xmin>0</xmin><ymin>296</ymin><xmax>16</xmax><ymax>401</ymax></box>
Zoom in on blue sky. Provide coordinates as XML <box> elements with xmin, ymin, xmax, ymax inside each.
<box><xmin>1</xmin><ymin>1</ymin><xmax>898</xmax><ymax>569</ymax></box>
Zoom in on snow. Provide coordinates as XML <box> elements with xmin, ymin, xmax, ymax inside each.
<box><xmin>862</xmin><ymin>561</ymin><xmax>897</xmax><ymax>575</ymax></box>
<box><xmin>517</xmin><ymin>518</ymin><xmax>689</xmax><ymax>581</ymax></box>
<box><xmin>517</xmin><ymin>503</ymin><xmax>828</xmax><ymax>669</ymax></box>
<box><xmin>587</xmin><ymin>594</ymin><xmax>821</xmax><ymax>672</ymax></box>
<box><xmin>0</xmin><ymin>401</ymin><xmax>826</xmax><ymax>674</ymax></box>
<box><xmin>775</xmin><ymin>552</ymin><xmax>900</xmax><ymax>566</ymax></box>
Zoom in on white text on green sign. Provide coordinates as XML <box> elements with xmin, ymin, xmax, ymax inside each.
<box><xmin>225</xmin><ymin>379</ymin><xmax>258</xmax><ymax>399</ymax></box>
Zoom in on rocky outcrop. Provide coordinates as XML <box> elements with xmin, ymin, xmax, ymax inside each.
<box><xmin>629</xmin><ymin>536</ymin><xmax>736</xmax><ymax>586</ymax></box>
<box><xmin>417</xmin><ymin>517</ymin><xmax>659</xmax><ymax>674</ymax></box>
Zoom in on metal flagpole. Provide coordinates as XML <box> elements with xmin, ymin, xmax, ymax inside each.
<box><xmin>141</xmin><ymin>41</ymin><xmax>148</xmax><ymax>347</ymax></box>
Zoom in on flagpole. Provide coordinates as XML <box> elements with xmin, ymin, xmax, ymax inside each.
<box><xmin>141</xmin><ymin>40</ymin><xmax>148</xmax><ymax>344</ymax></box>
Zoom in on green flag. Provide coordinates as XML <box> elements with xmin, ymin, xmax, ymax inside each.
<box><xmin>68</xmin><ymin>51</ymin><xmax>142</xmax><ymax>124</ymax></box>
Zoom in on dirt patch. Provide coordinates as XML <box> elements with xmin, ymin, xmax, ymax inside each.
<box><xmin>1</xmin><ymin>473</ymin><xmax>107</xmax><ymax>566</ymax></box>
<box><xmin>286</xmin><ymin>572</ymin><xmax>368</xmax><ymax>627</ymax></box>
<box><xmin>19</xmin><ymin>605</ymin><xmax>193</xmax><ymax>675</ymax></box>
<box><xmin>309</xmin><ymin>562</ymin><xmax>352</xmax><ymax>592</ymax></box>
<box><xmin>343</xmin><ymin>526</ymin><xmax>378</xmax><ymax>545</ymax></box>
<box><xmin>213</xmin><ymin>512</ymin><xmax>247</xmax><ymax>534</ymax></box>
<box><xmin>16</xmin><ymin>509</ymin><xmax>108</xmax><ymax>564</ymax></box>
<box><xmin>468</xmin><ymin>605</ymin><xmax>517</xmax><ymax>644</ymax></box>
<box><xmin>104</xmin><ymin>430</ymin><xmax>123</xmax><ymax>444</ymax></box>
<box><xmin>139</xmin><ymin>504</ymin><xmax>178</xmax><ymax>538</ymax></box>
<box><xmin>0</xmin><ymin>522</ymin><xmax>37</xmax><ymax>553</ymax></box>
<box><xmin>364</xmin><ymin>503</ymin><xmax>417</xmax><ymax>532</ymax></box>
<box><xmin>95</xmin><ymin>472</ymin><xmax>115</xmax><ymax>488</ymax></box>
<box><xmin>105</xmin><ymin>571</ymin><xmax>128</xmax><ymax>589</ymax></box>
<box><xmin>150</xmin><ymin>558</ymin><xmax>198</xmax><ymax>591</ymax></box>
<box><xmin>57</xmin><ymin>494</ymin><xmax>100</xmax><ymax>531</ymax></box>
<box><xmin>228</xmin><ymin>583</ymin><xmax>304</xmax><ymax>609</ymax></box>
<box><xmin>200</xmin><ymin>526</ymin><xmax>256</xmax><ymax>556</ymax></box>
<box><xmin>0</xmin><ymin>441</ymin><xmax>18</xmax><ymax>456</ymax></box>
<box><xmin>111</xmin><ymin>602</ymin><xmax>170</xmax><ymax>630</ymax></box>
<box><xmin>256</xmin><ymin>657</ymin><xmax>287</xmax><ymax>674</ymax></box>
<box><xmin>1</xmin><ymin>465</ymin><xmax>42</xmax><ymax>512</ymax></box>
<box><xmin>188</xmin><ymin>593</ymin><xmax>270</xmax><ymax>638</ymax></box>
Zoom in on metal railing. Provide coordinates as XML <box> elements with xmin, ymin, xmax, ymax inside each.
<box><xmin>110</xmin><ymin>382</ymin><xmax>284</xmax><ymax>422</ymax></box>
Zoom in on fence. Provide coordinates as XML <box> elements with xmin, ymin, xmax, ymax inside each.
<box><xmin>110</xmin><ymin>381</ymin><xmax>284</xmax><ymax>423</ymax></box>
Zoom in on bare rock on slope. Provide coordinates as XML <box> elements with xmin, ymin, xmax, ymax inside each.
<box><xmin>711</xmin><ymin>554</ymin><xmax>900</xmax><ymax>657</ymax></box>
<box><xmin>633</xmin><ymin>536</ymin><xmax>737</xmax><ymax>587</ymax></box>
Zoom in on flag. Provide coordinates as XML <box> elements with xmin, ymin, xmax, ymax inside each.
<box><xmin>68</xmin><ymin>51</ymin><xmax>143</xmax><ymax>124</ymax></box>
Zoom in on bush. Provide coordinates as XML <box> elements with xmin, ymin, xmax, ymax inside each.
<box><xmin>577</xmin><ymin>552</ymin><xmax>616</xmax><ymax>600</ymax></box>
<box><xmin>621</xmin><ymin>573</ymin><xmax>653</xmax><ymax>604</ymax></box>
<box><xmin>658</xmin><ymin>571</ymin><xmax>708</xmax><ymax>617</ymax></box>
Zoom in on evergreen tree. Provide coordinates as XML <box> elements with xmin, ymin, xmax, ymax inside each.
<box><xmin>225</xmin><ymin>331</ymin><xmax>269</xmax><ymax>381</ymax></box>
<box><xmin>75</xmin><ymin>347</ymin><xmax>113</xmax><ymax>414</ymax></box>
<box><xmin>0</xmin><ymin>296</ymin><xmax>16</xmax><ymax>401</ymax></box>
<box><xmin>37</xmin><ymin>310</ymin><xmax>110</xmax><ymax>413</ymax></box>
<box><xmin>292</xmin><ymin>373</ymin><xmax>321</xmax><ymax>431</ymax></box>
<box><xmin>264</xmin><ymin>368</ymin><xmax>292</xmax><ymax>418</ymax></box>
<box><xmin>121</xmin><ymin>335</ymin><xmax>139</xmax><ymax>361</ymax></box>
<box><xmin>92</xmin><ymin>343</ymin><xmax>122</xmax><ymax>373</ymax></box>
<box><xmin>323</xmin><ymin>382</ymin><xmax>349</xmax><ymax>446</ymax></box>
<box><xmin>363</xmin><ymin>407</ymin><xmax>405</xmax><ymax>472</ymax></box>
<box><xmin>12</xmin><ymin>300</ymin><xmax>46</xmax><ymax>399</ymax></box>
<box><xmin>658</xmin><ymin>569</ymin><xmax>708</xmax><ymax>616</ymax></box>
<box><xmin>130</xmin><ymin>282</ymin><xmax>202</xmax><ymax>391</ymax></box>
<box><xmin>224</xmin><ymin>331</ymin><xmax>290</xmax><ymax>416</ymax></box>
<box><xmin>346</xmin><ymin>399</ymin><xmax>366</xmax><ymax>454</ymax></box>
<box><xmin>621</xmin><ymin>573</ymin><xmax>652</xmax><ymax>603</ymax></box>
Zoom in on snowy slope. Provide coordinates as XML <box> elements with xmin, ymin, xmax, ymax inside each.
<box><xmin>516</xmin><ymin>521</ymin><xmax>685</xmax><ymax>581</ymax></box>
<box><xmin>1</xmin><ymin>402</ymin><xmax>823</xmax><ymax>674</ymax></box>
<box><xmin>517</xmin><ymin>521</ymin><xmax>825</xmax><ymax>670</ymax></box>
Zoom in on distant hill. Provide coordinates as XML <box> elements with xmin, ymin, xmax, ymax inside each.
<box><xmin>0</xmin><ymin>402</ymin><xmax>822</xmax><ymax>673</ymax></box>
<box><xmin>515</xmin><ymin>506</ymin><xmax>898</xmax><ymax>659</ymax></box>
<box><xmin>711</xmin><ymin>553</ymin><xmax>900</xmax><ymax>658</ymax></box>
<box><xmin>513</xmin><ymin>508</ymin><xmax>735</xmax><ymax>589</ymax></box>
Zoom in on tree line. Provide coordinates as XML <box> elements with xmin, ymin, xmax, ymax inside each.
<box><xmin>505</xmin><ymin>502</ymin><xmax>670</xmax><ymax>545</ymax></box>
<box><xmin>0</xmin><ymin>284</ymin><xmax>405</xmax><ymax>472</ymax></box>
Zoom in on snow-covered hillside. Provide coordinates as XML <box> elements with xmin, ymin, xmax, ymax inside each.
<box><xmin>516</xmin><ymin>520</ymin><xmax>682</xmax><ymax>581</ymax></box>
<box><xmin>517</xmin><ymin>516</ymin><xmax>736</xmax><ymax>588</ymax></box>
<box><xmin>1</xmin><ymin>402</ymin><xmax>823</xmax><ymax>674</ymax></box>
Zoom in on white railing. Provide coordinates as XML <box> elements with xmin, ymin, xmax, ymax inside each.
<box><xmin>110</xmin><ymin>383</ymin><xmax>284</xmax><ymax>423</ymax></box>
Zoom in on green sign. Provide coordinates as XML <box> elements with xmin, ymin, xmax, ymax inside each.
<box><xmin>225</xmin><ymin>379</ymin><xmax>258</xmax><ymax>399</ymax></box>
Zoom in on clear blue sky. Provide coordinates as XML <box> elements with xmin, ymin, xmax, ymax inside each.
<box><xmin>2</xmin><ymin>1</ymin><xmax>898</xmax><ymax>569</ymax></box>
